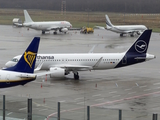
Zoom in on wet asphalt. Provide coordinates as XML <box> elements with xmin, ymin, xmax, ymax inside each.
<box><xmin>0</xmin><ymin>25</ymin><xmax>160</xmax><ymax>120</ymax></box>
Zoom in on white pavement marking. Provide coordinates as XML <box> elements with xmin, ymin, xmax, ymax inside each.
<box><xmin>47</xmin><ymin>91</ymin><xmax>160</xmax><ymax>119</ymax></box>
<box><xmin>95</xmin><ymin>98</ymin><xmax>104</xmax><ymax>101</ymax></box>
<box><xmin>7</xmin><ymin>112</ymin><xmax>13</xmax><ymax>115</ymax></box>
<box><xmin>74</xmin><ymin>97</ymin><xmax>84</xmax><ymax>101</ymax></box>
<box><xmin>115</xmin><ymin>83</ymin><xmax>118</xmax><ymax>87</ymax></box>
<box><xmin>154</xmin><ymin>87</ymin><xmax>160</xmax><ymax>89</ymax></box>
<box><xmin>109</xmin><ymin>91</ymin><xmax>117</xmax><ymax>94</ymax></box>
<box><xmin>19</xmin><ymin>107</ymin><xmax>27</xmax><ymax>111</ymax></box>
<box><xmin>59</xmin><ymin>100</ymin><xmax>66</xmax><ymax>103</ymax></box>
<box><xmin>125</xmin><ymin>88</ymin><xmax>132</xmax><ymax>91</ymax></box>
<box><xmin>77</xmin><ymin>102</ymin><xmax>85</xmax><ymax>104</ymax></box>
<box><xmin>128</xmin><ymin>92</ymin><xmax>136</xmax><ymax>94</ymax></box>
<box><xmin>144</xmin><ymin>89</ymin><xmax>151</xmax><ymax>91</ymax></box>
<box><xmin>92</xmin><ymin>94</ymin><xmax>101</xmax><ymax>97</ymax></box>
<box><xmin>135</xmin><ymin>83</ymin><xmax>139</xmax><ymax>86</ymax></box>
<box><xmin>139</xmin><ymin>85</ymin><xmax>147</xmax><ymax>88</ymax></box>
<box><xmin>153</xmin><ymin>82</ymin><xmax>160</xmax><ymax>85</ymax></box>
<box><xmin>39</xmin><ymin>109</ymin><xmax>48</xmax><ymax>111</ymax></box>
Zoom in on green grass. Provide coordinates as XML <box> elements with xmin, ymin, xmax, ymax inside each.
<box><xmin>0</xmin><ymin>9</ymin><xmax>160</xmax><ymax>32</ymax></box>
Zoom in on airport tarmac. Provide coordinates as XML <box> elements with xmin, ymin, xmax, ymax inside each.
<box><xmin>0</xmin><ymin>25</ymin><xmax>160</xmax><ymax>120</ymax></box>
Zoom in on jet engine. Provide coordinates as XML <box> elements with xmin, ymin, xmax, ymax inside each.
<box><xmin>59</xmin><ymin>28</ymin><xmax>68</xmax><ymax>32</ymax></box>
<box><xmin>50</xmin><ymin>67</ymin><xmax>65</xmax><ymax>78</ymax></box>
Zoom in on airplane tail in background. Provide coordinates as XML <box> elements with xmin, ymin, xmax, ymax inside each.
<box><xmin>24</xmin><ymin>10</ymin><xmax>33</xmax><ymax>23</ymax></box>
<box><xmin>105</xmin><ymin>15</ymin><xmax>114</xmax><ymax>29</ymax></box>
<box><xmin>4</xmin><ymin>37</ymin><xmax>40</xmax><ymax>73</ymax></box>
<box><xmin>126</xmin><ymin>29</ymin><xmax>152</xmax><ymax>55</ymax></box>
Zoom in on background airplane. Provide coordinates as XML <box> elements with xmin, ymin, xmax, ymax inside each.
<box><xmin>0</xmin><ymin>37</ymin><xmax>40</xmax><ymax>88</ymax></box>
<box><xmin>95</xmin><ymin>14</ymin><xmax>147</xmax><ymax>37</ymax></box>
<box><xmin>5</xmin><ymin>30</ymin><xmax>155</xmax><ymax>80</ymax></box>
<box><xmin>23</xmin><ymin>10</ymin><xmax>72</xmax><ymax>34</ymax></box>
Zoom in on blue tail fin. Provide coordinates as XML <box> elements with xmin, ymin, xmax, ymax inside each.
<box><xmin>115</xmin><ymin>30</ymin><xmax>152</xmax><ymax>68</ymax></box>
<box><xmin>4</xmin><ymin>37</ymin><xmax>40</xmax><ymax>73</ymax></box>
<box><xmin>126</xmin><ymin>29</ymin><xmax>152</xmax><ymax>55</ymax></box>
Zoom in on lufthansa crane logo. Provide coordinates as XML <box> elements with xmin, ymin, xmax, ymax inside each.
<box><xmin>24</xmin><ymin>51</ymin><xmax>36</xmax><ymax>68</ymax></box>
<box><xmin>135</xmin><ymin>40</ymin><xmax>147</xmax><ymax>53</ymax></box>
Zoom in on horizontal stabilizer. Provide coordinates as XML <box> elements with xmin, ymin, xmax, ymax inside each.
<box><xmin>134</xmin><ymin>57</ymin><xmax>146</xmax><ymax>60</ymax></box>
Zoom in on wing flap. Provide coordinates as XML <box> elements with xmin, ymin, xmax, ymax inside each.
<box><xmin>51</xmin><ymin>64</ymin><xmax>92</xmax><ymax>71</ymax></box>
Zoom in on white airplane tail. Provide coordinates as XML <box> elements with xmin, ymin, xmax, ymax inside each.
<box><xmin>24</xmin><ymin>10</ymin><xmax>33</xmax><ymax>23</ymax></box>
<box><xmin>105</xmin><ymin>15</ymin><xmax>114</xmax><ymax>29</ymax></box>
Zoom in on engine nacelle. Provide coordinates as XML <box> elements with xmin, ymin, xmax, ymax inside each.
<box><xmin>60</xmin><ymin>28</ymin><xmax>68</xmax><ymax>32</ymax></box>
<box><xmin>50</xmin><ymin>67</ymin><xmax>65</xmax><ymax>78</ymax></box>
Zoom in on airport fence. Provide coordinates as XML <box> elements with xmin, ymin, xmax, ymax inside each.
<box><xmin>0</xmin><ymin>95</ymin><xmax>159</xmax><ymax>120</ymax></box>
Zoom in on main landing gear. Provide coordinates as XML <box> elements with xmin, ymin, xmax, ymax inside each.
<box><xmin>130</xmin><ymin>34</ymin><xmax>134</xmax><ymax>37</ymax></box>
<box><xmin>74</xmin><ymin>72</ymin><xmax>79</xmax><ymax>80</ymax></box>
<box><xmin>53</xmin><ymin>31</ymin><xmax>57</xmax><ymax>35</ymax></box>
<box><xmin>42</xmin><ymin>31</ymin><xmax>45</xmax><ymax>34</ymax></box>
<box><xmin>120</xmin><ymin>33</ymin><xmax>123</xmax><ymax>37</ymax></box>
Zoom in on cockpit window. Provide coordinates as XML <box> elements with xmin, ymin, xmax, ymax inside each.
<box><xmin>11</xmin><ymin>58</ymin><xmax>18</xmax><ymax>62</ymax></box>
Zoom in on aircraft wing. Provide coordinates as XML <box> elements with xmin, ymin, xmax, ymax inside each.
<box><xmin>36</xmin><ymin>65</ymin><xmax>92</xmax><ymax>77</ymax></box>
<box><xmin>94</xmin><ymin>26</ymin><xmax>106</xmax><ymax>30</ymax></box>
<box><xmin>36</xmin><ymin>57</ymin><xmax>103</xmax><ymax>77</ymax></box>
<box><xmin>36</xmin><ymin>71</ymin><xmax>57</xmax><ymax>77</ymax></box>
<box><xmin>53</xmin><ymin>64</ymin><xmax>93</xmax><ymax>71</ymax></box>
<box><xmin>49</xmin><ymin>57</ymin><xmax>103</xmax><ymax>71</ymax></box>
<box><xmin>46</xmin><ymin>27</ymin><xmax>60</xmax><ymax>31</ymax></box>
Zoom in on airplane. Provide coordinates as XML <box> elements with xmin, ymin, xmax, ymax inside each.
<box><xmin>95</xmin><ymin>14</ymin><xmax>147</xmax><ymax>37</ymax></box>
<box><xmin>5</xmin><ymin>30</ymin><xmax>155</xmax><ymax>80</ymax></box>
<box><xmin>23</xmin><ymin>10</ymin><xmax>72</xmax><ymax>34</ymax></box>
<box><xmin>0</xmin><ymin>37</ymin><xmax>40</xmax><ymax>88</ymax></box>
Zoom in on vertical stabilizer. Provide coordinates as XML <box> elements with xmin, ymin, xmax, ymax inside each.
<box><xmin>115</xmin><ymin>30</ymin><xmax>153</xmax><ymax>68</ymax></box>
<box><xmin>4</xmin><ymin>37</ymin><xmax>40</xmax><ymax>73</ymax></box>
<box><xmin>105</xmin><ymin>15</ymin><xmax>114</xmax><ymax>28</ymax></box>
<box><xmin>125</xmin><ymin>29</ymin><xmax>152</xmax><ymax>55</ymax></box>
<box><xmin>24</xmin><ymin>10</ymin><xmax>33</xmax><ymax>23</ymax></box>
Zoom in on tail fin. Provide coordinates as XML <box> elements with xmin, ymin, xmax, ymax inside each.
<box><xmin>24</xmin><ymin>10</ymin><xmax>33</xmax><ymax>23</ymax></box>
<box><xmin>126</xmin><ymin>29</ymin><xmax>152</xmax><ymax>54</ymax></box>
<box><xmin>4</xmin><ymin>37</ymin><xmax>40</xmax><ymax>73</ymax></box>
<box><xmin>115</xmin><ymin>30</ymin><xmax>153</xmax><ymax>68</ymax></box>
<box><xmin>105</xmin><ymin>15</ymin><xmax>114</xmax><ymax>28</ymax></box>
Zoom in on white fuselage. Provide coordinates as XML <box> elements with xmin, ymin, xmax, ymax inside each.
<box><xmin>107</xmin><ymin>25</ymin><xmax>147</xmax><ymax>34</ymax></box>
<box><xmin>36</xmin><ymin>53</ymin><xmax>124</xmax><ymax>70</ymax></box>
<box><xmin>6</xmin><ymin>53</ymin><xmax>155</xmax><ymax>71</ymax></box>
<box><xmin>0</xmin><ymin>70</ymin><xmax>36</xmax><ymax>88</ymax></box>
<box><xmin>23</xmin><ymin>21</ymin><xmax>72</xmax><ymax>31</ymax></box>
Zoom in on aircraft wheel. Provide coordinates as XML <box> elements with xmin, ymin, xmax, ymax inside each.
<box><xmin>42</xmin><ymin>31</ymin><xmax>45</xmax><ymax>34</ymax></box>
<box><xmin>74</xmin><ymin>72</ymin><xmax>79</xmax><ymax>80</ymax></box>
<box><xmin>54</xmin><ymin>32</ymin><xmax>57</xmax><ymax>35</ymax></box>
<box><xmin>120</xmin><ymin>33</ymin><xmax>123</xmax><ymax>37</ymax></box>
<box><xmin>130</xmin><ymin>34</ymin><xmax>134</xmax><ymax>37</ymax></box>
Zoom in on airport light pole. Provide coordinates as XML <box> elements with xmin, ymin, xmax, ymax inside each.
<box><xmin>85</xmin><ymin>8</ymin><xmax>91</xmax><ymax>27</ymax></box>
<box><xmin>124</xmin><ymin>2</ymin><xmax>126</xmax><ymax>25</ymax></box>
